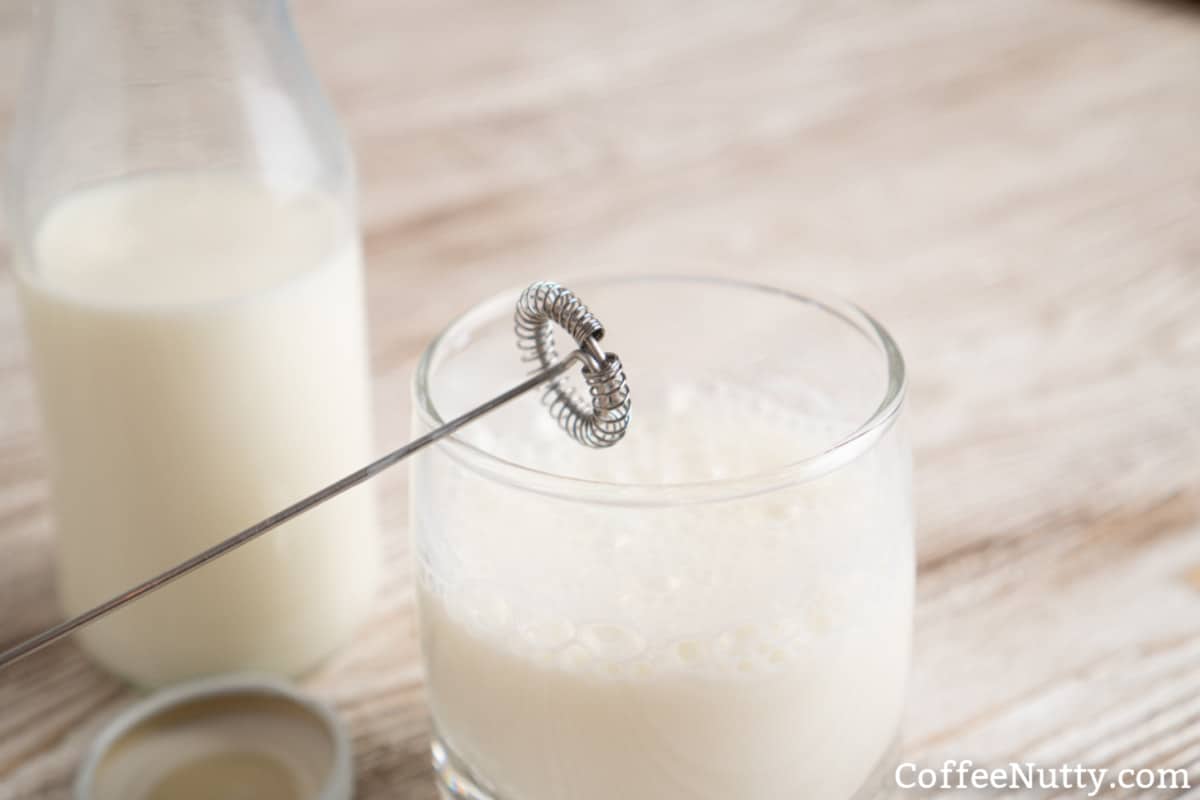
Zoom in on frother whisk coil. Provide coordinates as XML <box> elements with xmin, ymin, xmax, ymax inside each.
<box><xmin>515</xmin><ymin>281</ymin><xmax>631</xmax><ymax>448</ymax></box>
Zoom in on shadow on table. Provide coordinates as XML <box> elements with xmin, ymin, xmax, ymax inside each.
<box><xmin>355</xmin><ymin>741</ymin><xmax>440</xmax><ymax>800</ymax></box>
<box><xmin>1132</xmin><ymin>0</ymin><xmax>1200</xmax><ymax>13</ymax></box>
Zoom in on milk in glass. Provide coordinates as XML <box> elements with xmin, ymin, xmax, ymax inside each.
<box><xmin>414</xmin><ymin>384</ymin><xmax>913</xmax><ymax>800</ymax></box>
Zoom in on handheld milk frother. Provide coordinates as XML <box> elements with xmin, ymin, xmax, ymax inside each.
<box><xmin>0</xmin><ymin>281</ymin><xmax>631</xmax><ymax>670</ymax></box>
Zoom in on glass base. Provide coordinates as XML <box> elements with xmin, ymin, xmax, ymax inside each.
<box><xmin>432</xmin><ymin>731</ymin><xmax>902</xmax><ymax>800</ymax></box>
<box><xmin>432</xmin><ymin>735</ymin><xmax>495</xmax><ymax>800</ymax></box>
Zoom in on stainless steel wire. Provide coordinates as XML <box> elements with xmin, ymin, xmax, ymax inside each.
<box><xmin>0</xmin><ymin>282</ymin><xmax>630</xmax><ymax>671</ymax></box>
<box><xmin>515</xmin><ymin>281</ymin><xmax>632</xmax><ymax>448</ymax></box>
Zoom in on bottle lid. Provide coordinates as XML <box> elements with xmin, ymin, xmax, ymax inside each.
<box><xmin>75</xmin><ymin>675</ymin><xmax>353</xmax><ymax>800</ymax></box>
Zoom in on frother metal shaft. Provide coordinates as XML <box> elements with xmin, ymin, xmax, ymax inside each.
<box><xmin>0</xmin><ymin>352</ymin><xmax>585</xmax><ymax>671</ymax></box>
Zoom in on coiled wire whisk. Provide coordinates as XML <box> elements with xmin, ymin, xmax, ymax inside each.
<box><xmin>0</xmin><ymin>280</ymin><xmax>632</xmax><ymax>670</ymax></box>
<box><xmin>515</xmin><ymin>281</ymin><xmax>631</xmax><ymax>448</ymax></box>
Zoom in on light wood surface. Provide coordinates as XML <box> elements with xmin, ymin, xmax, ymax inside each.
<box><xmin>3</xmin><ymin>0</ymin><xmax>1200</xmax><ymax>797</ymax></box>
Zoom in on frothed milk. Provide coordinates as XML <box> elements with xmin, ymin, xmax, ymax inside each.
<box><xmin>415</xmin><ymin>386</ymin><xmax>913</xmax><ymax>800</ymax></box>
<box><xmin>17</xmin><ymin>173</ymin><xmax>380</xmax><ymax>686</ymax></box>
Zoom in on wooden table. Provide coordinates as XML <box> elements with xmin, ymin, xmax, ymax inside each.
<box><xmin>2</xmin><ymin>0</ymin><xmax>1199</xmax><ymax>797</ymax></box>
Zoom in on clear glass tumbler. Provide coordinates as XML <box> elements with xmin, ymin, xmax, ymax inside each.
<box><xmin>411</xmin><ymin>276</ymin><xmax>912</xmax><ymax>800</ymax></box>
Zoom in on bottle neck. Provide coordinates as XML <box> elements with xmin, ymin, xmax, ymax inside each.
<box><xmin>38</xmin><ymin>0</ymin><xmax>287</xmax><ymax>23</ymax></box>
<box><xmin>33</xmin><ymin>0</ymin><xmax>294</xmax><ymax>77</ymax></box>
<box><xmin>10</xmin><ymin>0</ymin><xmax>349</xmax><ymax>235</ymax></box>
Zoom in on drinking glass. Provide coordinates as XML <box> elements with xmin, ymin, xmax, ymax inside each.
<box><xmin>411</xmin><ymin>275</ymin><xmax>912</xmax><ymax>800</ymax></box>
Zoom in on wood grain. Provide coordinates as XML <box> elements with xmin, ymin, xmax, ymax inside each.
<box><xmin>2</xmin><ymin>0</ymin><xmax>1200</xmax><ymax>797</ymax></box>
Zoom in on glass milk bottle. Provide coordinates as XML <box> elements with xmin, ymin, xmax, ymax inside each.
<box><xmin>4</xmin><ymin>0</ymin><xmax>381</xmax><ymax>687</ymax></box>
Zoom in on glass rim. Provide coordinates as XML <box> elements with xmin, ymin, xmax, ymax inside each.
<box><xmin>413</xmin><ymin>274</ymin><xmax>906</xmax><ymax>506</ymax></box>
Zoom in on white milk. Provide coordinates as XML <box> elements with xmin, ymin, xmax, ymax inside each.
<box><xmin>17</xmin><ymin>173</ymin><xmax>380</xmax><ymax>686</ymax></box>
<box><xmin>415</xmin><ymin>387</ymin><xmax>913</xmax><ymax>800</ymax></box>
